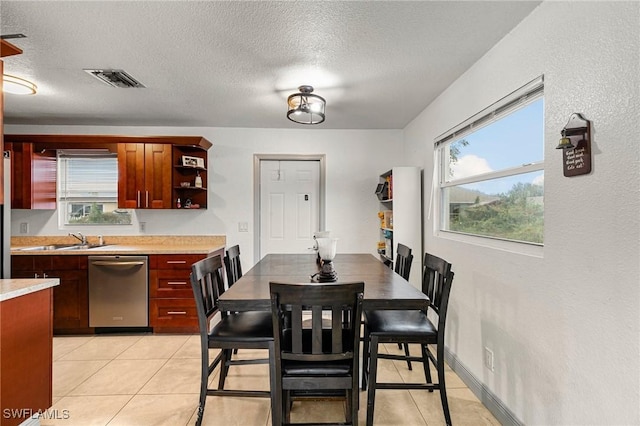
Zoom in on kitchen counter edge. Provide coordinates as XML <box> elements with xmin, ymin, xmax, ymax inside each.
<box><xmin>0</xmin><ymin>278</ymin><xmax>60</xmax><ymax>302</ymax></box>
<box><xmin>11</xmin><ymin>244</ymin><xmax>226</xmax><ymax>256</ymax></box>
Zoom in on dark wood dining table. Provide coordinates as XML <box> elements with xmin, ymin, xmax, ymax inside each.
<box><xmin>218</xmin><ymin>253</ymin><xmax>429</xmax><ymax>312</ymax></box>
<box><xmin>217</xmin><ymin>253</ymin><xmax>428</xmax><ymax>425</ymax></box>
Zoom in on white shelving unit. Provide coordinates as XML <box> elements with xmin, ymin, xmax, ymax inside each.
<box><xmin>376</xmin><ymin>166</ymin><xmax>422</xmax><ymax>289</ymax></box>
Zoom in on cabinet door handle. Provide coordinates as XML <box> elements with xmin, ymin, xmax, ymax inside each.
<box><xmin>167</xmin><ymin>311</ymin><xmax>187</xmax><ymax>315</ymax></box>
<box><xmin>43</xmin><ymin>273</ymin><xmax>48</xmax><ymax>278</ymax></box>
<box><xmin>146</xmin><ymin>190</ymin><xmax>149</xmax><ymax>208</ymax></box>
<box><xmin>166</xmin><ymin>260</ymin><xmax>187</xmax><ymax>264</ymax></box>
<box><xmin>34</xmin><ymin>273</ymin><xmax>39</xmax><ymax>278</ymax></box>
<box><xmin>137</xmin><ymin>190</ymin><xmax>141</xmax><ymax>208</ymax></box>
<box><xmin>167</xmin><ymin>281</ymin><xmax>187</xmax><ymax>286</ymax></box>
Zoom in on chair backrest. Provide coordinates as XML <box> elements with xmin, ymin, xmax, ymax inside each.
<box><xmin>224</xmin><ymin>245</ymin><xmax>243</xmax><ymax>286</ymax></box>
<box><xmin>394</xmin><ymin>243</ymin><xmax>413</xmax><ymax>281</ymax></box>
<box><xmin>269</xmin><ymin>282</ymin><xmax>364</xmax><ymax>363</ymax></box>
<box><xmin>190</xmin><ymin>255</ymin><xmax>227</xmax><ymax>332</ymax></box>
<box><xmin>422</xmin><ymin>253</ymin><xmax>454</xmax><ymax>334</ymax></box>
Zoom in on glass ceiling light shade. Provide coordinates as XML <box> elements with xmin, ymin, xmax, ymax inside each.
<box><xmin>2</xmin><ymin>74</ymin><xmax>37</xmax><ymax>95</ymax></box>
<box><xmin>287</xmin><ymin>85</ymin><xmax>325</xmax><ymax>125</ymax></box>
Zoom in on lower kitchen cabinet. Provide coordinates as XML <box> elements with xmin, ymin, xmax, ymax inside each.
<box><xmin>11</xmin><ymin>255</ymin><xmax>91</xmax><ymax>335</ymax></box>
<box><xmin>149</xmin><ymin>251</ymin><xmax>222</xmax><ymax>333</ymax></box>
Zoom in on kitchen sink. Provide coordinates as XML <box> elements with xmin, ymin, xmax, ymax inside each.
<box><xmin>17</xmin><ymin>244</ymin><xmax>111</xmax><ymax>251</ymax></box>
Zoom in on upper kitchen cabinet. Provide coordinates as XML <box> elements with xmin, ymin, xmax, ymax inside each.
<box><xmin>5</xmin><ymin>142</ymin><xmax>57</xmax><ymax>209</ymax></box>
<box><xmin>118</xmin><ymin>143</ymin><xmax>172</xmax><ymax>209</ymax></box>
<box><xmin>172</xmin><ymin>144</ymin><xmax>208</xmax><ymax>209</ymax></box>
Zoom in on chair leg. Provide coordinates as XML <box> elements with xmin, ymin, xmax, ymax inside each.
<box><xmin>268</xmin><ymin>342</ymin><xmax>282</xmax><ymax>426</ymax></box>
<box><xmin>437</xmin><ymin>346</ymin><xmax>452</xmax><ymax>426</ymax></box>
<box><xmin>196</xmin><ymin>342</ymin><xmax>209</xmax><ymax>426</ymax></box>
<box><xmin>217</xmin><ymin>349</ymin><xmax>231</xmax><ymax>389</ymax></box>
<box><xmin>403</xmin><ymin>343</ymin><xmax>413</xmax><ymax>370</ymax></box>
<box><xmin>365</xmin><ymin>335</ymin><xmax>380</xmax><ymax>426</ymax></box>
<box><xmin>422</xmin><ymin>344</ymin><xmax>433</xmax><ymax>391</ymax></box>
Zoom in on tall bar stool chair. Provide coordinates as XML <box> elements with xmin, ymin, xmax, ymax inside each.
<box><xmin>392</xmin><ymin>243</ymin><xmax>414</xmax><ymax>369</ymax></box>
<box><xmin>223</xmin><ymin>244</ymin><xmax>243</xmax><ymax>286</ymax></box>
<box><xmin>362</xmin><ymin>253</ymin><xmax>455</xmax><ymax>426</ymax></box>
<box><xmin>190</xmin><ymin>254</ymin><xmax>275</xmax><ymax>426</ymax></box>
<box><xmin>270</xmin><ymin>281</ymin><xmax>364</xmax><ymax>425</ymax></box>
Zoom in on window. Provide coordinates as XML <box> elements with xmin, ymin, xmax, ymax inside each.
<box><xmin>436</xmin><ymin>77</ymin><xmax>544</xmax><ymax>245</ymax></box>
<box><xmin>57</xmin><ymin>150</ymin><xmax>132</xmax><ymax>225</ymax></box>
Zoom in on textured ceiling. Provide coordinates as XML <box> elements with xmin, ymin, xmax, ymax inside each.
<box><xmin>1</xmin><ymin>1</ymin><xmax>540</xmax><ymax>129</ymax></box>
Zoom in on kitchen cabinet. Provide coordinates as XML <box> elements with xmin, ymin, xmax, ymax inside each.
<box><xmin>11</xmin><ymin>255</ymin><xmax>91</xmax><ymax>334</ymax></box>
<box><xmin>5</xmin><ymin>142</ymin><xmax>57</xmax><ymax>209</ymax></box>
<box><xmin>149</xmin><ymin>251</ymin><xmax>221</xmax><ymax>333</ymax></box>
<box><xmin>0</xmin><ymin>286</ymin><xmax>53</xmax><ymax>426</ymax></box>
<box><xmin>118</xmin><ymin>143</ymin><xmax>172</xmax><ymax>209</ymax></box>
<box><xmin>172</xmin><ymin>144</ymin><xmax>208</xmax><ymax>209</ymax></box>
<box><xmin>375</xmin><ymin>167</ymin><xmax>422</xmax><ymax>289</ymax></box>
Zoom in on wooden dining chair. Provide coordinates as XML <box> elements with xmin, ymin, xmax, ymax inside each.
<box><xmin>190</xmin><ymin>254</ymin><xmax>274</xmax><ymax>426</ymax></box>
<box><xmin>393</xmin><ymin>243</ymin><xmax>414</xmax><ymax>369</ymax></box>
<box><xmin>223</xmin><ymin>244</ymin><xmax>243</xmax><ymax>286</ymax></box>
<box><xmin>269</xmin><ymin>281</ymin><xmax>364</xmax><ymax>426</ymax></box>
<box><xmin>361</xmin><ymin>253</ymin><xmax>455</xmax><ymax>426</ymax></box>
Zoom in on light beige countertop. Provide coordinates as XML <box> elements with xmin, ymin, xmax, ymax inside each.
<box><xmin>0</xmin><ymin>278</ymin><xmax>60</xmax><ymax>302</ymax></box>
<box><xmin>11</xmin><ymin>235</ymin><xmax>226</xmax><ymax>256</ymax></box>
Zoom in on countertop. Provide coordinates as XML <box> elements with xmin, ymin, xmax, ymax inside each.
<box><xmin>10</xmin><ymin>235</ymin><xmax>226</xmax><ymax>256</ymax></box>
<box><xmin>0</xmin><ymin>278</ymin><xmax>60</xmax><ymax>302</ymax></box>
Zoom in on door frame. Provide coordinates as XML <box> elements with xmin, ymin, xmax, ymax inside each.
<box><xmin>253</xmin><ymin>154</ymin><xmax>326</xmax><ymax>261</ymax></box>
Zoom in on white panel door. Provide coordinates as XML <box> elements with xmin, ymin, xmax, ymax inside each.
<box><xmin>260</xmin><ymin>160</ymin><xmax>320</xmax><ymax>257</ymax></box>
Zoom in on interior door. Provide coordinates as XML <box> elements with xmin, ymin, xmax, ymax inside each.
<box><xmin>260</xmin><ymin>160</ymin><xmax>320</xmax><ymax>257</ymax></box>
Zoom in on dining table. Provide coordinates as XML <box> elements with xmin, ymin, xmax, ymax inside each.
<box><xmin>217</xmin><ymin>252</ymin><xmax>429</xmax><ymax>425</ymax></box>
<box><xmin>219</xmin><ymin>253</ymin><xmax>429</xmax><ymax>312</ymax></box>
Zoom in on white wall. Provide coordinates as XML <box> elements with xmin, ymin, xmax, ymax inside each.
<box><xmin>403</xmin><ymin>2</ymin><xmax>639</xmax><ymax>424</ymax></box>
<box><xmin>6</xmin><ymin>125</ymin><xmax>403</xmax><ymax>267</ymax></box>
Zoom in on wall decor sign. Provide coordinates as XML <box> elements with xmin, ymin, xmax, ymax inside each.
<box><xmin>556</xmin><ymin>113</ymin><xmax>592</xmax><ymax>177</ymax></box>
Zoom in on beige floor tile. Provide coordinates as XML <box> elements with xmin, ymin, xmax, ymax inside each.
<box><xmin>139</xmin><ymin>357</ymin><xmax>201</xmax><ymax>394</ymax></box>
<box><xmin>172</xmin><ymin>334</ymin><xmax>202</xmax><ymax>359</ymax></box>
<box><xmin>53</xmin><ymin>360</ymin><xmax>110</xmax><ymax>397</ymax></box>
<box><xmin>116</xmin><ymin>334</ymin><xmax>190</xmax><ymax>359</ymax></box>
<box><xmin>193</xmin><ymin>396</ymin><xmax>271</xmax><ymax>426</ymax></box>
<box><xmin>58</xmin><ymin>335</ymin><xmax>143</xmax><ymax>361</ymax></box>
<box><xmin>39</xmin><ymin>395</ymin><xmax>132</xmax><ymax>426</ymax></box>
<box><xmin>69</xmin><ymin>359</ymin><xmax>166</xmax><ymax>395</ymax></box>
<box><xmin>53</xmin><ymin>336</ymin><xmax>95</xmax><ymax>360</ymax></box>
<box><xmin>217</xmin><ymin>361</ymin><xmax>271</xmax><ymax>392</ymax></box>
<box><xmin>411</xmin><ymin>387</ymin><xmax>499</xmax><ymax>426</ymax></box>
<box><xmin>362</xmin><ymin>389</ymin><xmax>428</xmax><ymax>425</ymax></box>
<box><xmin>108</xmin><ymin>394</ymin><xmax>197</xmax><ymax>426</ymax></box>
<box><xmin>289</xmin><ymin>400</ymin><xmax>350</xmax><ymax>424</ymax></box>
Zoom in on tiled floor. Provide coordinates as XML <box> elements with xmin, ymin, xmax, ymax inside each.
<box><xmin>46</xmin><ymin>334</ymin><xmax>499</xmax><ymax>426</ymax></box>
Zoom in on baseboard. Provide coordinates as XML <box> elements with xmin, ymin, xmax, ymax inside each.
<box><xmin>444</xmin><ymin>347</ymin><xmax>522</xmax><ymax>426</ymax></box>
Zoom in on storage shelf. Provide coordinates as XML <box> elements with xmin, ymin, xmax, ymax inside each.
<box><xmin>173</xmin><ymin>186</ymin><xmax>207</xmax><ymax>191</ymax></box>
<box><xmin>174</xmin><ymin>165</ymin><xmax>207</xmax><ymax>172</ymax></box>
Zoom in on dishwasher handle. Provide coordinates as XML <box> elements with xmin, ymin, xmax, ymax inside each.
<box><xmin>91</xmin><ymin>260</ymin><xmax>146</xmax><ymax>267</ymax></box>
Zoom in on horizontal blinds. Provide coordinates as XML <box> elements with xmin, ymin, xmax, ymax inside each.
<box><xmin>435</xmin><ymin>75</ymin><xmax>544</xmax><ymax>146</ymax></box>
<box><xmin>58</xmin><ymin>154</ymin><xmax>118</xmax><ymax>200</ymax></box>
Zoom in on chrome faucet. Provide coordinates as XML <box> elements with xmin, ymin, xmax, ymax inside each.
<box><xmin>69</xmin><ymin>232</ymin><xmax>87</xmax><ymax>245</ymax></box>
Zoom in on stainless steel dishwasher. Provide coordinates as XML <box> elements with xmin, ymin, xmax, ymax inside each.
<box><xmin>88</xmin><ymin>255</ymin><xmax>149</xmax><ymax>327</ymax></box>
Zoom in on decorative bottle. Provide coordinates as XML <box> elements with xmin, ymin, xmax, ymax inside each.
<box><xmin>194</xmin><ymin>171</ymin><xmax>203</xmax><ymax>188</ymax></box>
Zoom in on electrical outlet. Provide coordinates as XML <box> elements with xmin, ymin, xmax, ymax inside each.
<box><xmin>139</xmin><ymin>221</ymin><xmax>146</xmax><ymax>233</ymax></box>
<box><xmin>19</xmin><ymin>222</ymin><xmax>28</xmax><ymax>234</ymax></box>
<box><xmin>484</xmin><ymin>347</ymin><xmax>494</xmax><ymax>372</ymax></box>
<box><xmin>238</xmin><ymin>222</ymin><xmax>249</xmax><ymax>232</ymax></box>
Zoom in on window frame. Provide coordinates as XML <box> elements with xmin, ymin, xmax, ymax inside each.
<box><xmin>434</xmin><ymin>76</ymin><xmax>545</xmax><ymax>249</ymax></box>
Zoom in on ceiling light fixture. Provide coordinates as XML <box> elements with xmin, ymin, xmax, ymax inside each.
<box><xmin>287</xmin><ymin>85</ymin><xmax>325</xmax><ymax>125</ymax></box>
<box><xmin>2</xmin><ymin>74</ymin><xmax>37</xmax><ymax>95</ymax></box>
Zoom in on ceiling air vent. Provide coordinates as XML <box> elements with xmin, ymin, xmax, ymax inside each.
<box><xmin>84</xmin><ymin>69</ymin><xmax>145</xmax><ymax>88</ymax></box>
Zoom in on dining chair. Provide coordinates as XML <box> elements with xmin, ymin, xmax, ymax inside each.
<box><xmin>190</xmin><ymin>254</ymin><xmax>274</xmax><ymax>426</ymax></box>
<box><xmin>393</xmin><ymin>243</ymin><xmax>414</xmax><ymax>370</ymax></box>
<box><xmin>269</xmin><ymin>281</ymin><xmax>364</xmax><ymax>426</ymax></box>
<box><xmin>223</xmin><ymin>244</ymin><xmax>243</xmax><ymax>286</ymax></box>
<box><xmin>361</xmin><ymin>253</ymin><xmax>455</xmax><ymax>426</ymax></box>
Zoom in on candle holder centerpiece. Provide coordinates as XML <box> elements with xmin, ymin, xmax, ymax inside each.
<box><xmin>316</xmin><ymin>237</ymin><xmax>338</xmax><ymax>282</ymax></box>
